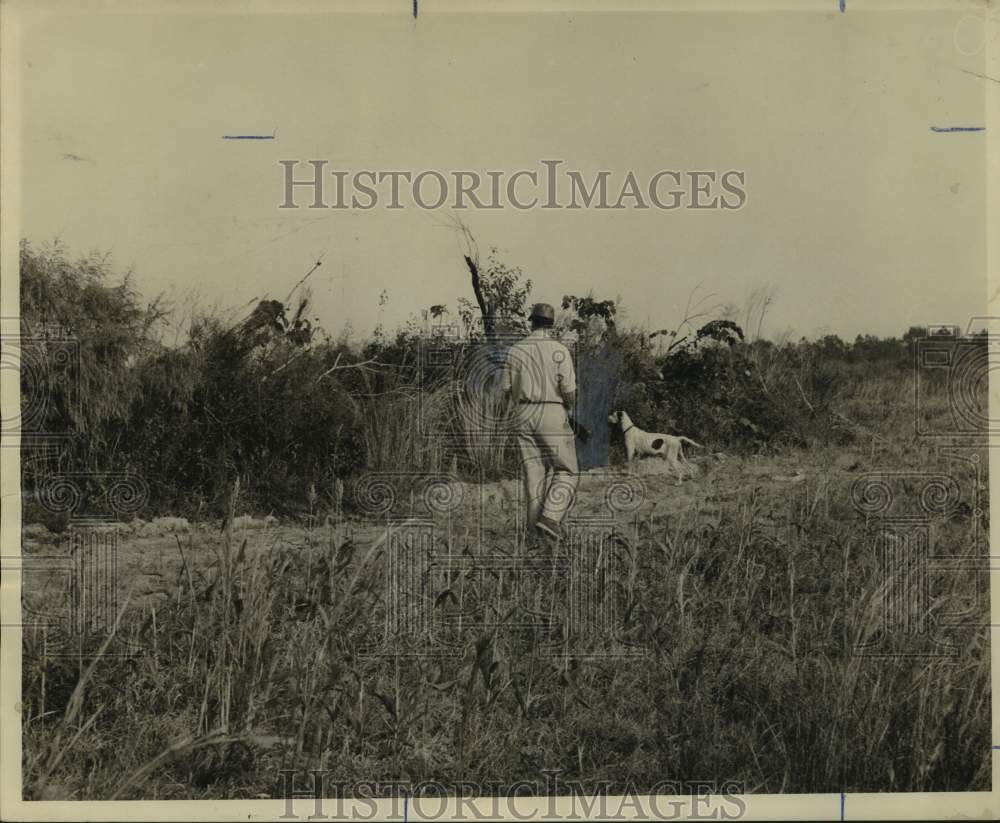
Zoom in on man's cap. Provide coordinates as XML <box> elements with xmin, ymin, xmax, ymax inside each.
<box><xmin>528</xmin><ymin>303</ymin><xmax>555</xmax><ymax>322</ymax></box>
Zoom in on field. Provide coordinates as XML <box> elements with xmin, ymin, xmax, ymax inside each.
<box><xmin>21</xmin><ymin>433</ymin><xmax>991</xmax><ymax>800</ymax></box>
<box><xmin>16</xmin><ymin>241</ymin><xmax>992</xmax><ymax>800</ymax></box>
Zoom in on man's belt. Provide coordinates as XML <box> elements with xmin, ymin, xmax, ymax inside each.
<box><xmin>515</xmin><ymin>401</ymin><xmax>592</xmax><ymax>443</ymax></box>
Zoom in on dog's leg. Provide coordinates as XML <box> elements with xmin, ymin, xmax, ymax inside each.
<box><xmin>661</xmin><ymin>450</ymin><xmax>676</xmax><ymax>482</ymax></box>
<box><xmin>667</xmin><ymin>459</ymin><xmax>681</xmax><ymax>486</ymax></box>
<box><xmin>675</xmin><ymin>448</ymin><xmax>688</xmax><ymax>482</ymax></box>
<box><xmin>681</xmin><ymin>451</ymin><xmax>694</xmax><ymax>481</ymax></box>
<box><xmin>680</xmin><ymin>447</ymin><xmax>697</xmax><ymax>481</ymax></box>
<box><xmin>667</xmin><ymin>446</ymin><xmax>684</xmax><ymax>485</ymax></box>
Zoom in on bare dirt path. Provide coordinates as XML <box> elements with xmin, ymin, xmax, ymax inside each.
<box><xmin>21</xmin><ymin>450</ymin><xmax>863</xmax><ymax>610</ymax></box>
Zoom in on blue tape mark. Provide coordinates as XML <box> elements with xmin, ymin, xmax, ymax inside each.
<box><xmin>413</xmin><ymin>0</ymin><xmax>418</xmax><ymax>19</ymax></box>
<box><xmin>840</xmin><ymin>792</ymin><xmax>845</xmax><ymax>820</ymax></box>
<box><xmin>930</xmin><ymin>126</ymin><xmax>985</xmax><ymax>132</ymax></box>
<box><xmin>223</xmin><ymin>135</ymin><xmax>276</xmax><ymax>140</ymax></box>
<box><xmin>840</xmin><ymin>0</ymin><xmax>845</xmax><ymax>12</ymax></box>
<box><xmin>992</xmin><ymin>744</ymin><xmax>1000</xmax><ymax>749</ymax></box>
<box><xmin>404</xmin><ymin>795</ymin><xmax>409</xmax><ymax>822</ymax></box>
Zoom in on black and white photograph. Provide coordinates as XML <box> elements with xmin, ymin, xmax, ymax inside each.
<box><xmin>1</xmin><ymin>1</ymin><xmax>997</xmax><ymax>820</ymax></box>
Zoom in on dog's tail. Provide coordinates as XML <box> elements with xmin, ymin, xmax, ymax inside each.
<box><xmin>678</xmin><ymin>436</ymin><xmax>703</xmax><ymax>448</ymax></box>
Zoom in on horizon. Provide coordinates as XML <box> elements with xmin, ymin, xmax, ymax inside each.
<box><xmin>19</xmin><ymin>232</ymin><xmax>985</xmax><ymax>348</ymax></box>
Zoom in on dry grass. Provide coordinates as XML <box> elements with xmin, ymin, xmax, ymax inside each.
<box><xmin>20</xmin><ymin>374</ymin><xmax>990</xmax><ymax>799</ymax></box>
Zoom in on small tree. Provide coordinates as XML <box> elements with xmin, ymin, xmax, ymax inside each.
<box><xmin>561</xmin><ymin>294</ymin><xmax>617</xmax><ymax>338</ymax></box>
<box><xmin>458</xmin><ymin>248</ymin><xmax>533</xmax><ymax>338</ymax></box>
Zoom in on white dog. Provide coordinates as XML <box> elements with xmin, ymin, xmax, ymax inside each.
<box><xmin>608</xmin><ymin>410</ymin><xmax>702</xmax><ymax>483</ymax></box>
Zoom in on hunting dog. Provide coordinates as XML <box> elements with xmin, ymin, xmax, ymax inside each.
<box><xmin>608</xmin><ymin>410</ymin><xmax>702</xmax><ymax>483</ymax></box>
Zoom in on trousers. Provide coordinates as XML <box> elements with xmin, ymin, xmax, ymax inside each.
<box><xmin>514</xmin><ymin>403</ymin><xmax>579</xmax><ymax>528</ymax></box>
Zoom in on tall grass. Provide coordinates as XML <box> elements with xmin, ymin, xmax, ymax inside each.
<box><xmin>22</xmin><ymin>446</ymin><xmax>989</xmax><ymax>797</ymax></box>
<box><xmin>19</xmin><ymin>241</ymin><xmax>988</xmax><ymax>798</ymax></box>
<box><xmin>356</xmin><ymin>357</ymin><xmax>516</xmax><ymax>481</ymax></box>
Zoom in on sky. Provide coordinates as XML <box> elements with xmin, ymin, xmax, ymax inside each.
<box><xmin>12</xmin><ymin>1</ymin><xmax>990</xmax><ymax>342</ymax></box>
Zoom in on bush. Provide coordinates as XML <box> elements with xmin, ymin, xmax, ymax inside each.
<box><xmin>20</xmin><ymin>239</ymin><xmax>950</xmax><ymax>515</ymax></box>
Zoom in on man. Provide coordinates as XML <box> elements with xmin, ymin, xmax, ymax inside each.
<box><xmin>502</xmin><ymin>302</ymin><xmax>579</xmax><ymax>542</ymax></box>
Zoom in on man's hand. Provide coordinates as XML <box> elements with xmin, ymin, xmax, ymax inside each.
<box><xmin>561</xmin><ymin>391</ymin><xmax>589</xmax><ymax>441</ymax></box>
<box><xmin>567</xmin><ymin>414</ymin><xmax>591</xmax><ymax>444</ymax></box>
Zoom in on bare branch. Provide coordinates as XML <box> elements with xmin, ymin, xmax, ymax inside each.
<box><xmin>654</xmin><ymin>282</ymin><xmax>724</xmax><ymax>355</ymax></box>
<box><xmin>313</xmin><ymin>354</ymin><xmax>399</xmax><ymax>383</ymax></box>
<box><xmin>284</xmin><ymin>253</ymin><xmax>326</xmax><ymax>305</ymax></box>
<box><xmin>792</xmin><ymin>374</ymin><xmax>815</xmax><ymax>415</ymax></box>
<box><xmin>261</xmin><ymin>347</ymin><xmax>309</xmax><ymax>383</ymax></box>
<box><xmin>443</xmin><ymin>213</ymin><xmax>496</xmax><ymax>341</ymax></box>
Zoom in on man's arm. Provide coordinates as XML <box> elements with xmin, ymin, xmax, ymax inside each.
<box><xmin>558</xmin><ymin>345</ymin><xmax>577</xmax><ymax>410</ymax></box>
<box><xmin>558</xmin><ymin>350</ymin><xmax>589</xmax><ymax>441</ymax></box>
<box><xmin>562</xmin><ymin>389</ymin><xmax>591</xmax><ymax>442</ymax></box>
